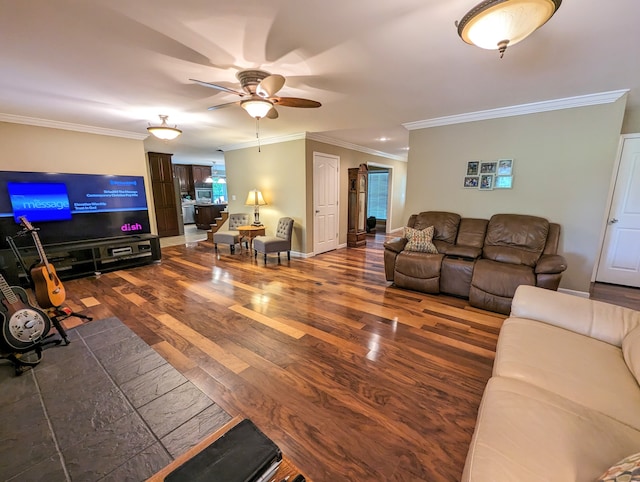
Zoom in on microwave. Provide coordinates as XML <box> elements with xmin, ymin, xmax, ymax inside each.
<box><xmin>195</xmin><ymin>187</ymin><xmax>213</xmax><ymax>202</ymax></box>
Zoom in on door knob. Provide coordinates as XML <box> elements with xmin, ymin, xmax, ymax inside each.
<box><xmin>315</xmin><ymin>210</ymin><xmax>320</xmax><ymax>214</ymax></box>
<box><xmin>609</xmin><ymin>218</ymin><xmax>619</xmax><ymax>224</ymax></box>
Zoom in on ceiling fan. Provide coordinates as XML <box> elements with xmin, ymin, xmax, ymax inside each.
<box><xmin>190</xmin><ymin>69</ymin><xmax>321</xmax><ymax>120</ymax></box>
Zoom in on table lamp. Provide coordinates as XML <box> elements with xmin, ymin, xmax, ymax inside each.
<box><xmin>245</xmin><ymin>189</ymin><xmax>267</xmax><ymax>226</ymax></box>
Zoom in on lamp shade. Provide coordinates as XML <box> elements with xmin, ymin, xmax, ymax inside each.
<box><xmin>147</xmin><ymin>115</ymin><xmax>182</xmax><ymax>140</ymax></box>
<box><xmin>245</xmin><ymin>189</ymin><xmax>267</xmax><ymax>206</ymax></box>
<box><xmin>241</xmin><ymin>99</ymin><xmax>273</xmax><ymax>119</ymax></box>
<box><xmin>457</xmin><ymin>0</ymin><xmax>561</xmax><ymax>57</ymax></box>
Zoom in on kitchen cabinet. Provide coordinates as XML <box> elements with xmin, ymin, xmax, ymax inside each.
<box><xmin>194</xmin><ymin>203</ymin><xmax>227</xmax><ymax>230</ymax></box>
<box><xmin>149</xmin><ymin>152</ymin><xmax>180</xmax><ymax>237</ymax></box>
<box><xmin>192</xmin><ymin>165</ymin><xmax>211</xmax><ymax>185</ymax></box>
<box><xmin>172</xmin><ymin>164</ymin><xmax>212</xmax><ymax>199</ymax></box>
<box><xmin>173</xmin><ymin>164</ymin><xmax>193</xmax><ymax>196</ymax></box>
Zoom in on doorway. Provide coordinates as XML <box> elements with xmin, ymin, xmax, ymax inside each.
<box><xmin>367</xmin><ymin>166</ymin><xmax>389</xmax><ymax>233</ymax></box>
<box><xmin>367</xmin><ymin>163</ymin><xmax>393</xmax><ymax>233</ymax></box>
<box><xmin>595</xmin><ymin>135</ymin><xmax>640</xmax><ymax>288</ymax></box>
<box><xmin>313</xmin><ymin>152</ymin><xmax>339</xmax><ymax>255</ymax></box>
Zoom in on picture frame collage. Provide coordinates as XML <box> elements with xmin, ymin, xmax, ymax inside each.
<box><xmin>464</xmin><ymin>159</ymin><xmax>514</xmax><ymax>190</ymax></box>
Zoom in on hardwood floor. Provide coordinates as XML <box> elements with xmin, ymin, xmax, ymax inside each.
<box><xmin>56</xmin><ymin>235</ymin><xmax>638</xmax><ymax>481</ymax></box>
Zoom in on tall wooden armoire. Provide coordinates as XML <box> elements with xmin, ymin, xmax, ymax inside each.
<box><xmin>148</xmin><ymin>152</ymin><xmax>180</xmax><ymax>237</ymax></box>
<box><xmin>347</xmin><ymin>163</ymin><xmax>368</xmax><ymax>248</ymax></box>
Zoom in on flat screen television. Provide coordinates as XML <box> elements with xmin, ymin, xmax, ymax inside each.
<box><xmin>0</xmin><ymin>171</ymin><xmax>151</xmax><ymax>248</ymax></box>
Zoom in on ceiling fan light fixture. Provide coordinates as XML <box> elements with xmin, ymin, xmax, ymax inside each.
<box><xmin>147</xmin><ymin>115</ymin><xmax>182</xmax><ymax>140</ymax></box>
<box><xmin>241</xmin><ymin>99</ymin><xmax>273</xmax><ymax>119</ymax></box>
<box><xmin>456</xmin><ymin>0</ymin><xmax>561</xmax><ymax>58</ymax></box>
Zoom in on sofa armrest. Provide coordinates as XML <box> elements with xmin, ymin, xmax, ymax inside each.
<box><xmin>535</xmin><ymin>254</ymin><xmax>567</xmax><ymax>274</ymax></box>
<box><xmin>445</xmin><ymin>245</ymin><xmax>482</xmax><ymax>259</ymax></box>
<box><xmin>511</xmin><ymin>285</ymin><xmax>640</xmax><ymax>346</ymax></box>
<box><xmin>383</xmin><ymin>237</ymin><xmax>407</xmax><ymax>254</ymax></box>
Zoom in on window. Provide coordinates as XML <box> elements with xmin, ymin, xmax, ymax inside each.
<box><xmin>213</xmin><ymin>179</ymin><xmax>228</xmax><ymax>203</ymax></box>
<box><xmin>367</xmin><ymin>170</ymin><xmax>388</xmax><ymax>220</ymax></box>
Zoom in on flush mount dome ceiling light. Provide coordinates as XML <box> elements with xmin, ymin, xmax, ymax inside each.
<box><xmin>147</xmin><ymin>115</ymin><xmax>182</xmax><ymax>140</ymax></box>
<box><xmin>456</xmin><ymin>0</ymin><xmax>562</xmax><ymax>58</ymax></box>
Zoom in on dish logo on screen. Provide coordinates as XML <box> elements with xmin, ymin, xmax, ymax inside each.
<box><xmin>121</xmin><ymin>222</ymin><xmax>143</xmax><ymax>232</ymax></box>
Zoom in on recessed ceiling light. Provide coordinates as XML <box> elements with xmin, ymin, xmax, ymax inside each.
<box><xmin>378</xmin><ymin>137</ymin><xmax>389</xmax><ymax>142</ymax></box>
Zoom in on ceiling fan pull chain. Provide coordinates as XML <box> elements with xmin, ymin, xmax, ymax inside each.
<box><xmin>256</xmin><ymin>118</ymin><xmax>261</xmax><ymax>152</ymax></box>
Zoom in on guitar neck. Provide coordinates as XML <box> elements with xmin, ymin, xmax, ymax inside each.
<box><xmin>35</xmin><ymin>234</ymin><xmax>51</xmax><ymax>267</ymax></box>
<box><xmin>0</xmin><ymin>275</ymin><xmax>19</xmax><ymax>304</ymax></box>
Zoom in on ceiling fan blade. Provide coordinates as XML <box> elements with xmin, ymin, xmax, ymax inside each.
<box><xmin>266</xmin><ymin>107</ymin><xmax>279</xmax><ymax>119</ymax></box>
<box><xmin>207</xmin><ymin>101</ymin><xmax>241</xmax><ymax>111</ymax></box>
<box><xmin>257</xmin><ymin>74</ymin><xmax>285</xmax><ymax>98</ymax></box>
<box><xmin>190</xmin><ymin>78</ymin><xmax>247</xmax><ymax>97</ymax></box>
<box><xmin>272</xmin><ymin>97</ymin><xmax>321</xmax><ymax>108</ymax></box>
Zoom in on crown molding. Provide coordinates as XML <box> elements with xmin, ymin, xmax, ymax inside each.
<box><xmin>0</xmin><ymin>113</ymin><xmax>149</xmax><ymax>140</ymax></box>
<box><xmin>403</xmin><ymin>89</ymin><xmax>630</xmax><ymax>131</ymax></box>
<box><xmin>218</xmin><ymin>132</ymin><xmax>306</xmax><ymax>152</ymax></box>
<box><xmin>220</xmin><ymin>131</ymin><xmax>407</xmax><ymax>162</ymax></box>
<box><xmin>306</xmin><ymin>133</ymin><xmax>407</xmax><ymax>162</ymax></box>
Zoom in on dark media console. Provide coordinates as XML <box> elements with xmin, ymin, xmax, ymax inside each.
<box><xmin>0</xmin><ymin>234</ymin><xmax>161</xmax><ymax>287</ymax></box>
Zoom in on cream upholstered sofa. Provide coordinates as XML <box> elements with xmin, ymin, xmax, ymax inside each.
<box><xmin>463</xmin><ymin>285</ymin><xmax>640</xmax><ymax>482</ymax></box>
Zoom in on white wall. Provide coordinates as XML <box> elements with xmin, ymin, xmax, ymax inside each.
<box><xmin>406</xmin><ymin>97</ymin><xmax>627</xmax><ymax>293</ymax></box>
<box><xmin>224</xmin><ymin>139</ymin><xmax>307</xmax><ymax>253</ymax></box>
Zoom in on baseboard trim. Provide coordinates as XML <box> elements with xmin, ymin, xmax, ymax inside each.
<box><xmin>558</xmin><ymin>288</ymin><xmax>590</xmax><ymax>299</ymax></box>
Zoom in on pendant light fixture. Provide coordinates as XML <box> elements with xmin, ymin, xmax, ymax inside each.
<box><xmin>147</xmin><ymin>115</ymin><xmax>182</xmax><ymax>140</ymax></box>
<box><xmin>456</xmin><ymin>0</ymin><xmax>562</xmax><ymax>58</ymax></box>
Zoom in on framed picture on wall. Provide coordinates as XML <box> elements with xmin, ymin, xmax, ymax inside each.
<box><xmin>466</xmin><ymin>161</ymin><xmax>480</xmax><ymax>176</ymax></box>
<box><xmin>495</xmin><ymin>175</ymin><xmax>513</xmax><ymax>189</ymax></box>
<box><xmin>480</xmin><ymin>161</ymin><xmax>497</xmax><ymax>174</ymax></box>
<box><xmin>463</xmin><ymin>176</ymin><xmax>479</xmax><ymax>188</ymax></box>
<box><xmin>479</xmin><ymin>174</ymin><xmax>494</xmax><ymax>191</ymax></box>
<box><xmin>497</xmin><ymin>159</ymin><xmax>513</xmax><ymax>176</ymax></box>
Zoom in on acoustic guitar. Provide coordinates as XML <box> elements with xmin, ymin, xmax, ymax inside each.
<box><xmin>0</xmin><ymin>274</ymin><xmax>51</xmax><ymax>352</ymax></box>
<box><xmin>19</xmin><ymin>216</ymin><xmax>66</xmax><ymax>308</ymax></box>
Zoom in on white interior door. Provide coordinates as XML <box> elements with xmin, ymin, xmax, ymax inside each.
<box><xmin>313</xmin><ymin>152</ymin><xmax>339</xmax><ymax>255</ymax></box>
<box><xmin>596</xmin><ymin>136</ymin><xmax>640</xmax><ymax>287</ymax></box>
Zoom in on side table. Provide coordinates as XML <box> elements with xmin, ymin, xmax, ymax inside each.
<box><xmin>237</xmin><ymin>225</ymin><xmax>266</xmax><ymax>252</ymax></box>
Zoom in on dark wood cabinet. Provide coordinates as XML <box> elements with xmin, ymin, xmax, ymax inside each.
<box><xmin>148</xmin><ymin>152</ymin><xmax>180</xmax><ymax>237</ymax></box>
<box><xmin>172</xmin><ymin>164</ymin><xmax>211</xmax><ymax>199</ymax></box>
<box><xmin>173</xmin><ymin>164</ymin><xmax>192</xmax><ymax>195</ymax></box>
<box><xmin>347</xmin><ymin>163</ymin><xmax>368</xmax><ymax>248</ymax></box>
<box><xmin>192</xmin><ymin>165</ymin><xmax>211</xmax><ymax>185</ymax></box>
<box><xmin>194</xmin><ymin>204</ymin><xmax>227</xmax><ymax>230</ymax></box>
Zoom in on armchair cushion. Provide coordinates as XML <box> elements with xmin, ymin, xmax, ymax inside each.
<box><xmin>253</xmin><ymin>217</ymin><xmax>294</xmax><ymax>261</ymax></box>
<box><xmin>445</xmin><ymin>245</ymin><xmax>482</xmax><ymax>259</ymax></box>
<box><xmin>483</xmin><ymin>214</ymin><xmax>549</xmax><ymax>267</ymax></box>
<box><xmin>213</xmin><ymin>213</ymin><xmax>250</xmax><ymax>253</ymax></box>
<box><xmin>404</xmin><ymin>226</ymin><xmax>438</xmax><ymax>253</ymax></box>
<box><xmin>535</xmin><ymin>254</ymin><xmax>568</xmax><ymax>274</ymax></box>
<box><xmin>383</xmin><ymin>237</ymin><xmax>407</xmax><ymax>254</ymax></box>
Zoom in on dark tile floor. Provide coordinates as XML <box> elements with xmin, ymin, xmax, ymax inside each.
<box><xmin>0</xmin><ymin>317</ymin><xmax>231</xmax><ymax>481</ymax></box>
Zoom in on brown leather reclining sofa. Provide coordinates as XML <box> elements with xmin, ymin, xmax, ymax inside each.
<box><xmin>383</xmin><ymin>211</ymin><xmax>568</xmax><ymax>314</ymax></box>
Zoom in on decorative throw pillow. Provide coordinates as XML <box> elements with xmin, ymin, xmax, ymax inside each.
<box><xmin>404</xmin><ymin>226</ymin><xmax>438</xmax><ymax>253</ymax></box>
<box><xmin>598</xmin><ymin>452</ymin><xmax>640</xmax><ymax>481</ymax></box>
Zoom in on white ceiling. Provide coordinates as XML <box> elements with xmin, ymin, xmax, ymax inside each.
<box><xmin>2</xmin><ymin>0</ymin><xmax>639</xmax><ymax>165</ymax></box>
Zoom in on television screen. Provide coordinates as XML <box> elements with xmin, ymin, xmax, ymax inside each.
<box><xmin>8</xmin><ymin>182</ymin><xmax>72</xmax><ymax>223</ymax></box>
<box><xmin>0</xmin><ymin>171</ymin><xmax>151</xmax><ymax>248</ymax></box>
